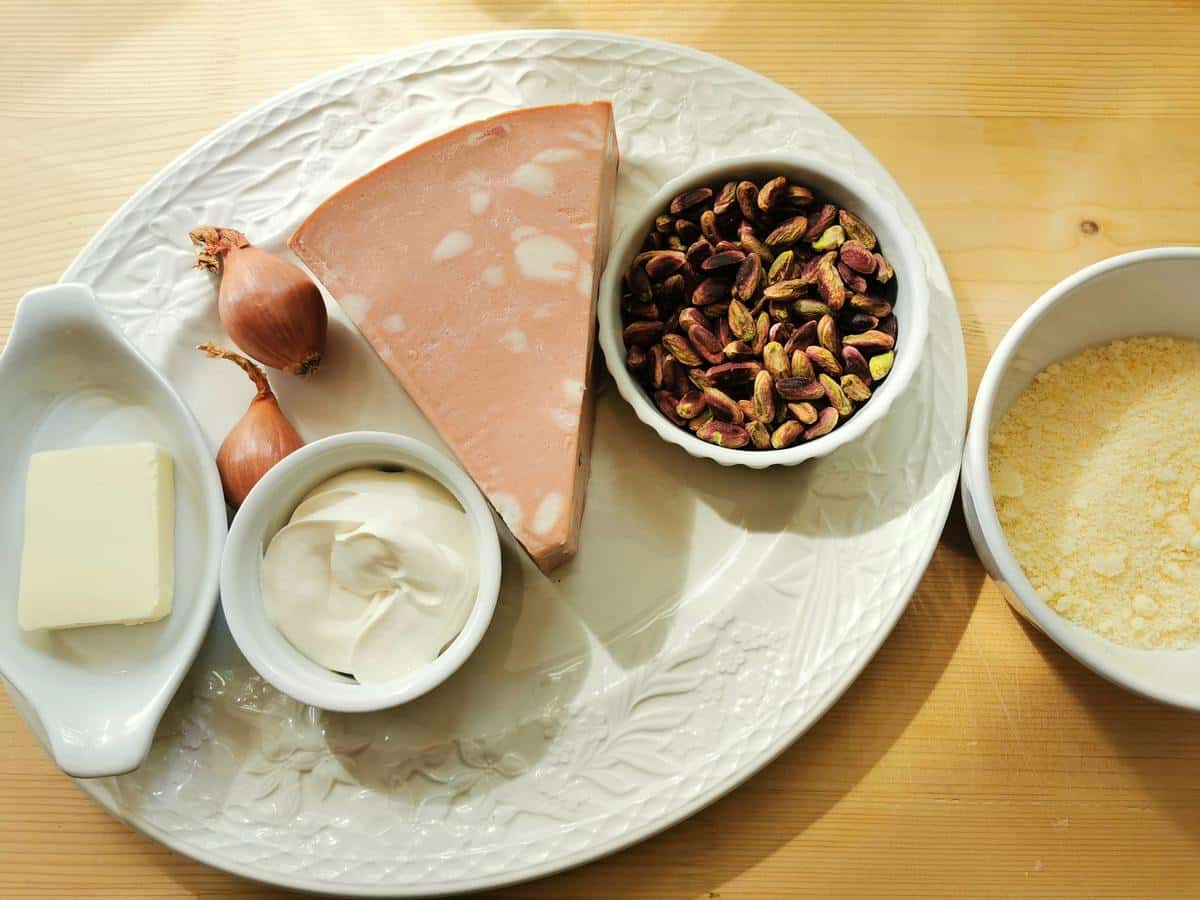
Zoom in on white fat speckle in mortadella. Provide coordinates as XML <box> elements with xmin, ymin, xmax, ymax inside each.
<box><xmin>564</xmin><ymin>124</ymin><xmax>604</xmax><ymax>148</ymax></box>
<box><xmin>339</xmin><ymin>292</ymin><xmax>373</xmax><ymax>320</ymax></box>
<box><xmin>533</xmin><ymin>148</ymin><xmax>582</xmax><ymax>164</ymax></box>
<box><xmin>511</xmin><ymin>162</ymin><xmax>555</xmax><ymax>196</ymax></box>
<box><xmin>289</xmin><ymin>102</ymin><xmax>621</xmax><ymax>573</ymax></box>
<box><xmin>549</xmin><ymin>408</ymin><xmax>576</xmax><ymax>433</ymax></box>
<box><xmin>515</xmin><ymin>232</ymin><xmax>578</xmax><ymax>282</ymax></box>
<box><xmin>576</xmin><ymin>262</ymin><xmax>594</xmax><ymax>297</ymax></box>
<box><xmin>501</xmin><ymin>327</ymin><xmax>529</xmax><ymax>353</ymax></box>
<box><xmin>469</xmin><ymin>190</ymin><xmax>492</xmax><ymax>215</ymax></box>
<box><xmin>532</xmin><ymin>492</ymin><xmax>565</xmax><ymax>537</ymax></box>
<box><xmin>433</xmin><ymin>230</ymin><xmax>473</xmax><ymax>260</ymax></box>
<box><xmin>562</xmin><ymin>379</ymin><xmax>586</xmax><ymax>402</ymax></box>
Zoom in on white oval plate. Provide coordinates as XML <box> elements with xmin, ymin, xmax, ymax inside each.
<box><xmin>11</xmin><ymin>31</ymin><xmax>966</xmax><ymax>896</ymax></box>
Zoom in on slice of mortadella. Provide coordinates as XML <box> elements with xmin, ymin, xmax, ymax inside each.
<box><xmin>290</xmin><ymin>102</ymin><xmax>620</xmax><ymax>573</ymax></box>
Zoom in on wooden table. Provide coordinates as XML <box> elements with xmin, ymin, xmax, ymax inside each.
<box><xmin>3</xmin><ymin>2</ymin><xmax>1199</xmax><ymax>897</ymax></box>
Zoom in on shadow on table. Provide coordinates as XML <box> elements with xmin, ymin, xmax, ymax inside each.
<box><xmin>496</xmin><ymin>497</ymin><xmax>984</xmax><ymax>899</ymax></box>
<box><xmin>1018</xmin><ymin>614</ymin><xmax>1200</xmax><ymax>846</ymax></box>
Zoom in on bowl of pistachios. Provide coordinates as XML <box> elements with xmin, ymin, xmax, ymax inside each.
<box><xmin>598</xmin><ymin>153</ymin><xmax>929</xmax><ymax>468</ymax></box>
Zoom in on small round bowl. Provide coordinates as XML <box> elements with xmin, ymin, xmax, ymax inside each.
<box><xmin>220</xmin><ymin>431</ymin><xmax>501</xmax><ymax>712</ymax></box>
<box><xmin>597</xmin><ymin>153</ymin><xmax>929</xmax><ymax>468</ymax></box>
<box><xmin>962</xmin><ymin>247</ymin><xmax>1200</xmax><ymax>710</ymax></box>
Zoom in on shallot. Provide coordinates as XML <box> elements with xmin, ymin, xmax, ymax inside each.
<box><xmin>198</xmin><ymin>342</ymin><xmax>304</xmax><ymax>507</ymax></box>
<box><xmin>191</xmin><ymin>227</ymin><xmax>327</xmax><ymax>375</ymax></box>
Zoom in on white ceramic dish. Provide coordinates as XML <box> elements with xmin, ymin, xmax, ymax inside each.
<box><xmin>221</xmin><ymin>431</ymin><xmax>502</xmax><ymax>713</ymax></box>
<box><xmin>4</xmin><ymin>32</ymin><xmax>967</xmax><ymax>895</ymax></box>
<box><xmin>598</xmin><ymin>153</ymin><xmax>929</xmax><ymax>468</ymax></box>
<box><xmin>0</xmin><ymin>283</ymin><xmax>226</xmax><ymax>777</ymax></box>
<box><xmin>962</xmin><ymin>246</ymin><xmax>1200</xmax><ymax>711</ymax></box>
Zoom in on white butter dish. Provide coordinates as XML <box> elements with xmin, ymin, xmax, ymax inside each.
<box><xmin>0</xmin><ymin>283</ymin><xmax>227</xmax><ymax>777</ymax></box>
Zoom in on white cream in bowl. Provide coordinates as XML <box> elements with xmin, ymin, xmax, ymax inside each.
<box><xmin>220</xmin><ymin>431</ymin><xmax>501</xmax><ymax>713</ymax></box>
<box><xmin>262</xmin><ymin>468</ymin><xmax>478</xmax><ymax>684</ymax></box>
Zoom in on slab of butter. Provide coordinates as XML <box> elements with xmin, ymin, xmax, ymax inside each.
<box><xmin>18</xmin><ymin>443</ymin><xmax>175</xmax><ymax>631</ymax></box>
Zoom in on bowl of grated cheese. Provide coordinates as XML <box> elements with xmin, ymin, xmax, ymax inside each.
<box><xmin>962</xmin><ymin>246</ymin><xmax>1200</xmax><ymax>710</ymax></box>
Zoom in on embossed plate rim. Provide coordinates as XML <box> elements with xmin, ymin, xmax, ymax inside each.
<box><xmin>22</xmin><ymin>29</ymin><xmax>966</xmax><ymax>896</ymax></box>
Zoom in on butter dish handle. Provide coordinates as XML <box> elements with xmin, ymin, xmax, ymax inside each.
<box><xmin>7</xmin><ymin>282</ymin><xmax>115</xmax><ymax>348</ymax></box>
<box><xmin>44</xmin><ymin>706</ymin><xmax>159</xmax><ymax>779</ymax></box>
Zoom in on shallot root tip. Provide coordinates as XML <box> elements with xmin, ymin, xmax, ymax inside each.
<box><xmin>294</xmin><ymin>351</ymin><xmax>323</xmax><ymax>377</ymax></box>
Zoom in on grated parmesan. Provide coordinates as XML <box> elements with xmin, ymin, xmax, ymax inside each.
<box><xmin>989</xmin><ymin>336</ymin><xmax>1200</xmax><ymax>649</ymax></box>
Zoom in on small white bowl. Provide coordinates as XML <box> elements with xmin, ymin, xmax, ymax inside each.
<box><xmin>597</xmin><ymin>153</ymin><xmax>929</xmax><ymax>468</ymax></box>
<box><xmin>962</xmin><ymin>247</ymin><xmax>1200</xmax><ymax>710</ymax></box>
<box><xmin>221</xmin><ymin>431</ymin><xmax>501</xmax><ymax>712</ymax></box>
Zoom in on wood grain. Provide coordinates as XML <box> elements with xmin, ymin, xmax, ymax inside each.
<box><xmin>3</xmin><ymin>2</ymin><xmax>1200</xmax><ymax>897</ymax></box>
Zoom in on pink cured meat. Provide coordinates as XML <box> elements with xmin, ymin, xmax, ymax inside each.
<box><xmin>290</xmin><ymin>103</ymin><xmax>620</xmax><ymax>572</ymax></box>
